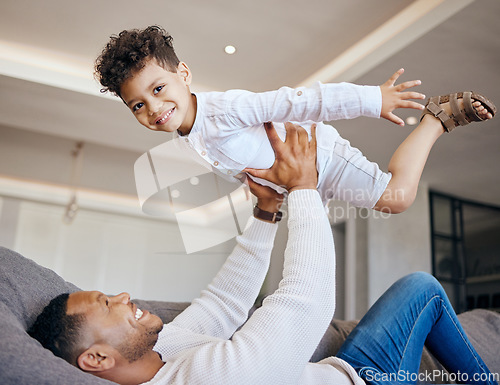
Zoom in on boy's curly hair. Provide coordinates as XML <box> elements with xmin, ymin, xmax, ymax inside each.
<box><xmin>95</xmin><ymin>25</ymin><xmax>180</xmax><ymax>97</ymax></box>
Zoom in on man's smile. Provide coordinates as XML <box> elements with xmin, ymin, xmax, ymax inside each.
<box><xmin>135</xmin><ymin>307</ymin><xmax>144</xmax><ymax>321</ymax></box>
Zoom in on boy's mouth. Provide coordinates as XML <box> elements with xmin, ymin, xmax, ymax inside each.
<box><xmin>155</xmin><ymin>108</ymin><xmax>175</xmax><ymax>125</ymax></box>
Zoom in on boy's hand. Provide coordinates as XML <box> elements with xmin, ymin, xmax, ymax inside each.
<box><xmin>380</xmin><ymin>68</ymin><xmax>426</xmax><ymax>126</ymax></box>
<box><xmin>244</xmin><ymin>122</ymin><xmax>318</xmax><ymax>193</ymax></box>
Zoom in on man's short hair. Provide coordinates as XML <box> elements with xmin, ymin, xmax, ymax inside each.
<box><xmin>28</xmin><ymin>293</ymin><xmax>86</xmax><ymax>366</ymax></box>
<box><xmin>94</xmin><ymin>25</ymin><xmax>180</xmax><ymax>97</ymax></box>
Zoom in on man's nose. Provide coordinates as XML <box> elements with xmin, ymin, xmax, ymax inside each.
<box><xmin>111</xmin><ymin>292</ymin><xmax>130</xmax><ymax>305</ymax></box>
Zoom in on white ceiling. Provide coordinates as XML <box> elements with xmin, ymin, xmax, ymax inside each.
<box><xmin>1</xmin><ymin>0</ymin><xmax>499</xmax><ymax>205</ymax></box>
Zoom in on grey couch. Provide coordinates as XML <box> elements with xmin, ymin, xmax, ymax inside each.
<box><xmin>0</xmin><ymin>246</ymin><xmax>499</xmax><ymax>384</ymax></box>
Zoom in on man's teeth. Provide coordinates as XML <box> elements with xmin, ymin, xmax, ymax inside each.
<box><xmin>135</xmin><ymin>308</ymin><xmax>143</xmax><ymax>321</ymax></box>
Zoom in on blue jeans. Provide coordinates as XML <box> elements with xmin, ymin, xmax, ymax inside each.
<box><xmin>337</xmin><ymin>272</ymin><xmax>498</xmax><ymax>385</ymax></box>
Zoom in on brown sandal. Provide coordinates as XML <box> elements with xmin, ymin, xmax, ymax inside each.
<box><xmin>421</xmin><ymin>91</ymin><xmax>497</xmax><ymax>132</ymax></box>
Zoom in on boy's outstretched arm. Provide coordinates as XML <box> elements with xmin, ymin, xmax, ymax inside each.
<box><xmin>380</xmin><ymin>68</ymin><xmax>426</xmax><ymax>126</ymax></box>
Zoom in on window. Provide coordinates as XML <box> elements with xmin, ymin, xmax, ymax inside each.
<box><xmin>430</xmin><ymin>191</ymin><xmax>500</xmax><ymax>313</ymax></box>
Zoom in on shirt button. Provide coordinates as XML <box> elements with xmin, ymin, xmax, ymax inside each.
<box><xmin>227</xmin><ymin>170</ymin><xmax>232</xmax><ymax>175</ymax></box>
<box><xmin>214</xmin><ymin>161</ymin><xmax>219</xmax><ymax>166</ymax></box>
<box><xmin>201</xmin><ymin>151</ymin><xmax>207</xmax><ymax>156</ymax></box>
<box><xmin>184</xmin><ymin>138</ymin><xmax>189</xmax><ymax>143</ymax></box>
<box><xmin>297</xmin><ymin>91</ymin><xmax>303</xmax><ymax>96</ymax></box>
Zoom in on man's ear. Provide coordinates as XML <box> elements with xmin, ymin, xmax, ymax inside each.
<box><xmin>77</xmin><ymin>345</ymin><xmax>116</xmax><ymax>372</ymax></box>
<box><xmin>177</xmin><ymin>62</ymin><xmax>192</xmax><ymax>86</ymax></box>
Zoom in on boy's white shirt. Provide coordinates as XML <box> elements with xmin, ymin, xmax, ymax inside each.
<box><xmin>146</xmin><ymin>190</ymin><xmax>365</xmax><ymax>385</ymax></box>
<box><xmin>173</xmin><ymin>81</ymin><xmax>388</xmax><ymax>207</ymax></box>
<box><xmin>177</xmin><ymin>81</ymin><xmax>381</xmax><ymax>173</ymax></box>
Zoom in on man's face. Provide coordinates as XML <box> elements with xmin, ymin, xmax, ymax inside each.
<box><xmin>67</xmin><ymin>291</ymin><xmax>163</xmax><ymax>362</ymax></box>
<box><xmin>120</xmin><ymin>59</ymin><xmax>196</xmax><ymax>136</ymax></box>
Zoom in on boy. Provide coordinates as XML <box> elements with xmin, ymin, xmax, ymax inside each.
<box><xmin>95</xmin><ymin>26</ymin><xmax>495</xmax><ymax>214</ymax></box>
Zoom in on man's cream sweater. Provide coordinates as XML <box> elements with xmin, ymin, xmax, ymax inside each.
<box><xmin>147</xmin><ymin>190</ymin><xmax>364</xmax><ymax>385</ymax></box>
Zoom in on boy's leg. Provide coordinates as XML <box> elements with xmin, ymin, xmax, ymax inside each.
<box><xmin>336</xmin><ymin>272</ymin><xmax>497</xmax><ymax>385</ymax></box>
<box><xmin>373</xmin><ymin>114</ymin><xmax>443</xmax><ymax>213</ymax></box>
<box><xmin>316</xmin><ymin>133</ymin><xmax>392</xmax><ymax>210</ymax></box>
<box><xmin>374</xmin><ymin>95</ymin><xmax>494</xmax><ymax>213</ymax></box>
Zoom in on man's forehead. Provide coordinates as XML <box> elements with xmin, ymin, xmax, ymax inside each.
<box><xmin>66</xmin><ymin>291</ymin><xmax>103</xmax><ymax>315</ymax></box>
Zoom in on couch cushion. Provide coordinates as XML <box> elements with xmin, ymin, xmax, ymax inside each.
<box><xmin>457</xmin><ymin>309</ymin><xmax>500</xmax><ymax>376</ymax></box>
<box><xmin>0</xmin><ymin>246</ymin><xmax>191</xmax><ymax>384</ymax></box>
<box><xmin>0</xmin><ymin>246</ymin><xmax>80</xmax><ymax>329</ymax></box>
<box><xmin>0</xmin><ymin>247</ymin><xmax>117</xmax><ymax>384</ymax></box>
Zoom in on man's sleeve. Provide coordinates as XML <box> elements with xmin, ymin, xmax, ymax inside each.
<box><xmin>170</xmin><ymin>217</ymin><xmax>278</xmax><ymax>339</ymax></box>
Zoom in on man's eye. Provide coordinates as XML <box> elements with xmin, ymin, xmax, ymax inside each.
<box><xmin>105</xmin><ymin>299</ymin><xmax>109</xmax><ymax>306</ymax></box>
<box><xmin>132</xmin><ymin>103</ymin><xmax>143</xmax><ymax>112</ymax></box>
<box><xmin>153</xmin><ymin>85</ymin><xmax>164</xmax><ymax>95</ymax></box>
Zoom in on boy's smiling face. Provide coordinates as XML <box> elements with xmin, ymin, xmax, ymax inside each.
<box><xmin>120</xmin><ymin>59</ymin><xmax>197</xmax><ymax>135</ymax></box>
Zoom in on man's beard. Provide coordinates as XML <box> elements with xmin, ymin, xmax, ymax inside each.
<box><xmin>116</xmin><ymin>323</ymin><xmax>163</xmax><ymax>363</ymax></box>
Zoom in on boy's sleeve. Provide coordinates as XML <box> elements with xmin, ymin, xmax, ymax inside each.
<box><xmin>227</xmin><ymin>81</ymin><xmax>382</xmax><ymax>126</ymax></box>
<box><xmin>169</xmin><ymin>217</ymin><xmax>278</xmax><ymax>339</ymax></box>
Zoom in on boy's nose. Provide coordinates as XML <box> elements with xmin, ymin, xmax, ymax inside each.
<box><xmin>148</xmin><ymin>101</ymin><xmax>162</xmax><ymax>116</ymax></box>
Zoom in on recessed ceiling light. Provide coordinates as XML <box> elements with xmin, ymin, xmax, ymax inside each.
<box><xmin>224</xmin><ymin>45</ymin><xmax>236</xmax><ymax>55</ymax></box>
<box><xmin>406</xmin><ymin>116</ymin><xmax>418</xmax><ymax>126</ymax></box>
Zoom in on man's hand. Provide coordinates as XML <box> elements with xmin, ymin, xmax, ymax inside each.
<box><xmin>243</xmin><ymin>175</ymin><xmax>284</xmax><ymax>215</ymax></box>
<box><xmin>245</xmin><ymin>122</ymin><xmax>318</xmax><ymax>193</ymax></box>
<box><xmin>380</xmin><ymin>68</ymin><xmax>426</xmax><ymax>126</ymax></box>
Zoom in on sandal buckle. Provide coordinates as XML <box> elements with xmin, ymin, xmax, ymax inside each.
<box><xmin>427</xmin><ymin>102</ymin><xmax>442</xmax><ymax>117</ymax></box>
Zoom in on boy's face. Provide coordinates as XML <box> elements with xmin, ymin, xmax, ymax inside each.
<box><xmin>120</xmin><ymin>60</ymin><xmax>196</xmax><ymax>135</ymax></box>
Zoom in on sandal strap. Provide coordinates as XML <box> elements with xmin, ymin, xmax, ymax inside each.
<box><xmin>463</xmin><ymin>91</ymin><xmax>482</xmax><ymax>122</ymax></box>
<box><xmin>450</xmin><ymin>93</ymin><xmax>470</xmax><ymax>126</ymax></box>
<box><xmin>426</xmin><ymin>97</ymin><xmax>456</xmax><ymax>132</ymax></box>
<box><xmin>422</xmin><ymin>91</ymin><xmax>496</xmax><ymax>132</ymax></box>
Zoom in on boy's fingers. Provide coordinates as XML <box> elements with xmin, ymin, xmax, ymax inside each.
<box><xmin>387</xmin><ymin>112</ymin><xmax>405</xmax><ymax>126</ymax></box>
<box><xmin>399</xmin><ymin>91</ymin><xmax>426</xmax><ymax>100</ymax></box>
<box><xmin>400</xmin><ymin>100</ymin><xmax>425</xmax><ymax>111</ymax></box>
<box><xmin>396</xmin><ymin>80</ymin><xmax>422</xmax><ymax>92</ymax></box>
<box><xmin>386</xmin><ymin>68</ymin><xmax>404</xmax><ymax>86</ymax></box>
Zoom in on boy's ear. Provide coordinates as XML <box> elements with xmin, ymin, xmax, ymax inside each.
<box><xmin>177</xmin><ymin>62</ymin><xmax>192</xmax><ymax>86</ymax></box>
<box><xmin>77</xmin><ymin>344</ymin><xmax>116</xmax><ymax>372</ymax></box>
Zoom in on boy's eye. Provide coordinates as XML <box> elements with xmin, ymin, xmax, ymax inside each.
<box><xmin>132</xmin><ymin>102</ymin><xmax>144</xmax><ymax>112</ymax></box>
<box><xmin>153</xmin><ymin>85</ymin><xmax>164</xmax><ymax>95</ymax></box>
<box><xmin>105</xmin><ymin>299</ymin><xmax>109</xmax><ymax>306</ymax></box>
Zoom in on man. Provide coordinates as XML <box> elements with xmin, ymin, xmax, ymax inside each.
<box><xmin>29</xmin><ymin>122</ymin><xmax>352</xmax><ymax>384</ymax></box>
<box><xmin>29</xmin><ymin>122</ymin><xmax>496</xmax><ymax>385</ymax></box>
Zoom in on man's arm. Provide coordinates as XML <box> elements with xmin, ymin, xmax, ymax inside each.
<box><xmin>169</xmin><ymin>217</ymin><xmax>277</xmax><ymax>339</ymax></box>
<box><xmin>159</xmin><ymin>123</ymin><xmax>337</xmax><ymax>385</ymax></box>
<box><xmin>168</xmin><ymin>176</ymin><xmax>284</xmax><ymax>340</ymax></box>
